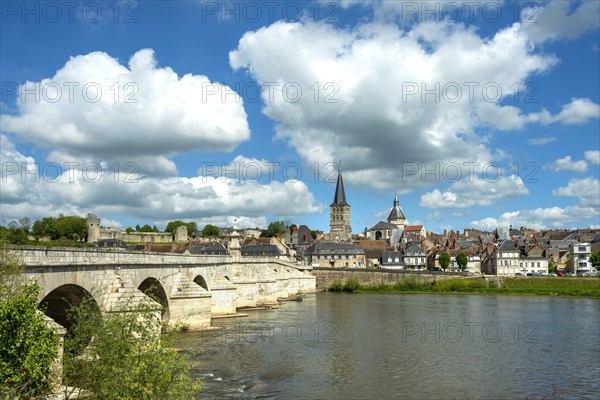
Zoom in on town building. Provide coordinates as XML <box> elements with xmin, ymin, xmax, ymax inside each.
<box><xmin>380</xmin><ymin>251</ymin><xmax>405</xmax><ymax>270</ymax></box>
<box><xmin>354</xmin><ymin>240</ymin><xmax>392</xmax><ymax>268</ymax></box>
<box><xmin>489</xmin><ymin>240</ymin><xmax>549</xmax><ymax>275</ymax></box>
<box><xmin>569</xmin><ymin>242</ymin><xmax>592</xmax><ymax>274</ymax></box>
<box><xmin>365</xmin><ymin>196</ymin><xmax>407</xmax><ymax>246</ymax></box>
<box><xmin>403</xmin><ymin>242</ymin><xmax>427</xmax><ymax>270</ymax></box>
<box><xmin>489</xmin><ymin>240</ymin><xmax>521</xmax><ymax>275</ymax></box>
<box><xmin>305</xmin><ymin>242</ymin><xmax>365</xmax><ymax>268</ymax></box>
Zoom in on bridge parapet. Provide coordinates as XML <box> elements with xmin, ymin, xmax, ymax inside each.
<box><xmin>10</xmin><ymin>245</ymin><xmax>231</xmax><ymax>266</ymax></box>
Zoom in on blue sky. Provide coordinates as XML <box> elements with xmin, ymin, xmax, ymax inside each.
<box><xmin>1</xmin><ymin>0</ymin><xmax>599</xmax><ymax>233</ymax></box>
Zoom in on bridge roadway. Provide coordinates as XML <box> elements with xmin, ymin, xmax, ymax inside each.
<box><xmin>11</xmin><ymin>246</ymin><xmax>316</xmax><ymax>331</ymax></box>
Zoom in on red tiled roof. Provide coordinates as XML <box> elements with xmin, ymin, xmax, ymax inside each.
<box><xmin>406</xmin><ymin>225</ymin><xmax>424</xmax><ymax>231</ymax></box>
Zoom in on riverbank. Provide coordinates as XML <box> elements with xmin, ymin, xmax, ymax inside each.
<box><xmin>329</xmin><ymin>276</ymin><xmax>600</xmax><ymax>298</ymax></box>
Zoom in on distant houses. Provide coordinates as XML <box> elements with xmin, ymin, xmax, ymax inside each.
<box><xmin>84</xmin><ymin>169</ymin><xmax>600</xmax><ymax>276</ymax></box>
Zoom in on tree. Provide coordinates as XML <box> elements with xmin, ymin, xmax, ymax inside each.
<box><xmin>548</xmin><ymin>261</ymin><xmax>556</xmax><ymax>273</ymax></box>
<box><xmin>201</xmin><ymin>224</ymin><xmax>220</xmax><ymax>237</ymax></box>
<box><xmin>138</xmin><ymin>224</ymin><xmax>154</xmax><ymax>233</ymax></box>
<box><xmin>456</xmin><ymin>253</ymin><xmax>468</xmax><ymax>271</ymax></box>
<box><xmin>62</xmin><ymin>297</ymin><xmax>202</xmax><ymax>399</ymax></box>
<box><xmin>18</xmin><ymin>217</ymin><xmax>31</xmax><ymax>232</ymax></box>
<box><xmin>0</xmin><ymin>247</ymin><xmax>60</xmax><ymax>399</ymax></box>
<box><xmin>166</xmin><ymin>221</ymin><xmax>198</xmax><ymax>235</ymax></box>
<box><xmin>1</xmin><ymin>224</ymin><xmax>28</xmax><ymax>245</ymax></box>
<box><xmin>31</xmin><ymin>216</ymin><xmax>87</xmax><ymax>241</ymax></box>
<box><xmin>125</xmin><ymin>227</ymin><xmax>134</xmax><ymax>234</ymax></box>
<box><xmin>590</xmin><ymin>251</ymin><xmax>600</xmax><ymax>271</ymax></box>
<box><xmin>185</xmin><ymin>222</ymin><xmax>198</xmax><ymax>234</ymax></box>
<box><xmin>261</xmin><ymin>221</ymin><xmax>287</xmax><ymax>237</ymax></box>
<box><xmin>439</xmin><ymin>251</ymin><xmax>451</xmax><ymax>271</ymax></box>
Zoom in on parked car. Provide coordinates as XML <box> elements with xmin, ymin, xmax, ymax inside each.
<box><xmin>515</xmin><ymin>272</ymin><xmax>525</xmax><ymax>276</ymax></box>
<box><xmin>556</xmin><ymin>272</ymin><xmax>566</xmax><ymax>276</ymax></box>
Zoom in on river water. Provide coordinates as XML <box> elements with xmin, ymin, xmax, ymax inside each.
<box><xmin>174</xmin><ymin>293</ymin><xmax>600</xmax><ymax>399</ymax></box>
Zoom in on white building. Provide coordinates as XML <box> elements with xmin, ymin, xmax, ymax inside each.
<box><xmin>569</xmin><ymin>242</ymin><xmax>592</xmax><ymax>274</ymax></box>
<box><xmin>518</xmin><ymin>257</ymin><xmax>548</xmax><ymax>275</ymax></box>
<box><xmin>491</xmin><ymin>240</ymin><xmax>520</xmax><ymax>275</ymax></box>
<box><xmin>491</xmin><ymin>240</ymin><xmax>549</xmax><ymax>275</ymax></box>
<box><xmin>403</xmin><ymin>243</ymin><xmax>427</xmax><ymax>270</ymax></box>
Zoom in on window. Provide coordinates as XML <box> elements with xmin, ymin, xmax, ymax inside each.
<box><xmin>578</xmin><ymin>246</ymin><xmax>586</xmax><ymax>252</ymax></box>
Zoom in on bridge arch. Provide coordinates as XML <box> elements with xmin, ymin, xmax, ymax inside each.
<box><xmin>39</xmin><ymin>284</ymin><xmax>101</xmax><ymax>354</ymax></box>
<box><xmin>138</xmin><ymin>277</ymin><xmax>170</xmax><ymax>324</ymax></box>
<box><xmin>39</xmin><ymin>284</ymin><xmax>99</xmax><ymax>330</ymax></box>
<box><xmin>193</xmin><ymin>275</ymin><xmax>209</xmax><ymax>291</ymax></box>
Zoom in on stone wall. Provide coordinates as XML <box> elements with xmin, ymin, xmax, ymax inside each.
<box><xmin>312</xmin><ymin>268</ymin><xmax>469</xmax><ymax>290</ymax></box>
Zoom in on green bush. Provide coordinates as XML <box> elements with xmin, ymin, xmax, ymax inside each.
<box><xmin>329</xmin><ymin>279</ymin><xmax>344</xmax><ymax>292</ymax></box>
<box><xmin>0</xmin><ymin>283</ymin><xmax>60</xmax><ymax>400</ymax></box>
<box><xmin>343</xmin><ymin>276</ymin><xmax>361</xmax><ymax>292</ymax></box>
<box><xmin>62</xmin><ymin>297</ymin><xmax>202</xmax><ymax>399</ymax></box>
<box><xmin>392</xmin><ymin>276</ymin><xmax>431</xmax><ymax>291</ymax></box>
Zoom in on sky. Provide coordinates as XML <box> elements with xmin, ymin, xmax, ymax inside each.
<box><xmin>0</xmin><ymin>0</ymin><xmax>599</xmax><ymax>234</ymax></box>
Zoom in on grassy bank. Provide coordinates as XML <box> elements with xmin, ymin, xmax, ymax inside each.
<box><xmin>329</xmin><ymin>276</ymin><xmax>600</xmax><ymax>298</ymax></box>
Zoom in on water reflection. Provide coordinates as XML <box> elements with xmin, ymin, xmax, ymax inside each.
<box><xmin>175</xmin><ymin>294</ymin><xmax>600</xmax><ymax>400</ymax></box>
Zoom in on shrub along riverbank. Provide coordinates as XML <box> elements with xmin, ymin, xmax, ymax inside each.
<box><xmin>329</xmin><ymin>276</ymin><xmax>600</xmax><ymax>298</ymax></box>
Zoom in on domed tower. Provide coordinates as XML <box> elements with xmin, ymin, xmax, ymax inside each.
<box><xmin>387</xmin><ymin>196</ymin><xmax>406</xmax><ymax>230</ymax></box>
<box><xmin>329</xmin><ymin>171</ymin><xmax>352</xmax><ymax>242</ymax></box>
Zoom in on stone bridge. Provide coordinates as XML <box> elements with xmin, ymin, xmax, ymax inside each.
<box><xmin>11</xmin><ymin>246</ymin><xmax>316</xmax><ymax>331</ymax></box>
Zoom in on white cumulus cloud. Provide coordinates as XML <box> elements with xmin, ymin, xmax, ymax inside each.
<box><xmin>230</xmin><ymin>19</ymin><xmax>559</xmax><ymax>189</ymax></box>
<box><xmin>0</xmin><ymin>135</ymin><xmax>322</xmax><ymax>226</ymax></box>
<box><xmin>1</xmin><ymin>49</ymin><xmax>251</xmax><ymax>163</ymax></box>
<box><xmin>552</xmin><ymin>177</ymin><xmax>600</xmax><ymax>207</ymax></box>
<box><xmin>545</xmin><ymin>156</ymin><xmax>588</xmax><ymax>173</ymax></box>
<box><xmin>420</xmin><ymin>175</ymin><xmax>529</xmax><ymax>208</ymax></box>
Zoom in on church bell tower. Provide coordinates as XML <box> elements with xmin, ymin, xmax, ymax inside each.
<box><xmin>329</xmin><ymin>170</ymin><xmax>352</xmax><ymax>242</ymax></box>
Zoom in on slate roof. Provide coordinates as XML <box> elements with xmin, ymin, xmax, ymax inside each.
<box><xmin>331</xmin><ymin>171</ymin><xmax>349</xmax><ymax>206</ymax></box>
<box><xmin>189</xmin><ymin>243</ymin><xmax>229</xmax><ymax>255</ymax></box>
<box><xmin>369</xmin><ymin>221</ymin><xmax>398</xmax><ymax>230</ymax></box>
<box><xmin>497</xmin><ymin>240</ymin><xmax>518</xmax><ymax>252</ymax></box>
<box><xmin>381</xmin><ymin>251</ymin><xmax>405</xmax><ymax>265</ymax></box>
<box><xmin>241</xmin><ymin>244</ymin><xmax>284</xmax><ymax>256</ymax></box>
<box><xmin>404</xmin><ymin>242</ymin><xmax>426</xmax><ymax>256</ymax></box>
<box><xmin>390</xmin><ymin>228</ymin><xmax>405</xmax><ymax>247</ymax></box>
<box><xmin>388</xmin><ymin>196</ymin><xmax>405</xmax><ymax>220</ymax></box>
<box><xmin>96</xmin><ymin>238</ymin><xmax>128</xmax><ymax>248</ymax></box>
<box><xmin>305</xmin><ymin>242</ymin><xmax>364</xmax><ymax>256</ymax></box>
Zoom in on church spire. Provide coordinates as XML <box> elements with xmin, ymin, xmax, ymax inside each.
<box><xmin>331</xmin><ymin>170</ymin><xmax>349</xmax><ymax>206</ymax></box>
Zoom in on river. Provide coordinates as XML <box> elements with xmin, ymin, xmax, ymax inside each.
<box><xmin>174</xmin><ymin>293</ymin><xmax>600</xmax><ymax>399</ymax></box>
